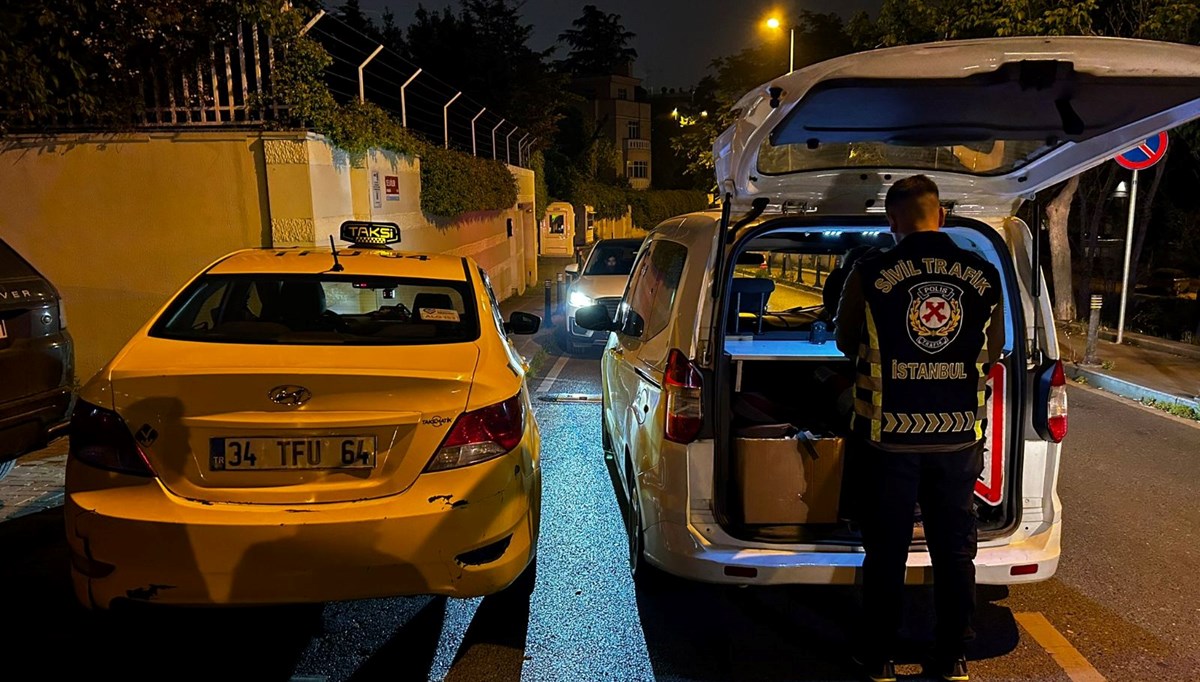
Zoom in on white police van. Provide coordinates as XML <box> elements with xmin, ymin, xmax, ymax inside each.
<box><xmin>575</xmin><ymin>36</ymin><xmax>1200</xmax><ymax>585</ymax></box>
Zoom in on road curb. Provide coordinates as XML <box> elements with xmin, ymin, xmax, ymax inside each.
<box><xmin>1063</xmin><ymin>364</ymin><xmax>1200</xmax><ymax>411</ymax></box>
<box><xmin>1061</xmin><ymin>324</ymin><xmax>1200</xmax><ymax>361</ymax></box>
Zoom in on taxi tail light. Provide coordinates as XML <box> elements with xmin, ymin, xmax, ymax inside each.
<box><xmin>69</xmin><ymin>400</ymin><xmax>155</xmax><ymax>476</ymax></box>
<box><xmin>665</xmin><ymin>349</ymin><xmax>703</xmax><ymax>444</ymax></box>
<box><xmin>427</xmin><ymin>394</ymin><xmax>524</xmax><ymax>472</ymax></box>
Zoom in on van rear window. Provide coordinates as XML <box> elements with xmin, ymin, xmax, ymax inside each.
<box><xmin>150</xmin><ymin>275</ymin><xmax>480</xmax><ymax>345</ymax></box>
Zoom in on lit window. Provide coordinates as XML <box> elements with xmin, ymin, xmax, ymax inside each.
<box><xmin>627</xmin><ymin>120</ymin><xmax>641</xmax><ymax>140</ymax></box>
<box><xmin>628</xmin><ymin>160</ymin><xmax>649</xmax><ymax>179</ymax></box>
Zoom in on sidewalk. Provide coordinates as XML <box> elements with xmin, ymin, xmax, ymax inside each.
<box><xmin>1058</xmin><ymin>322</ymin><xmax>1200</xmax><ymax>412</ymax></box>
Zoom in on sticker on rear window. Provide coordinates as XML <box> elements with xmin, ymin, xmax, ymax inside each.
<box><xmin>419</xmin><ymin>308</ymin><xmax>460</xmax><ymax>322</ymax></box>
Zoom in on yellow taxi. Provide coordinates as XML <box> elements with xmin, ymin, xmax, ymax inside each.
<box><xmin>65</xmin><ymin>222</ymin><xmax>542</xmax><ymax>608</ymax></box>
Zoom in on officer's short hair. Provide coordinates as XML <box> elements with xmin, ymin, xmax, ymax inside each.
<box><xmin>885</xmin><ymin>175</ymin><xmax>941</xmax><ymax>223</ymax></box>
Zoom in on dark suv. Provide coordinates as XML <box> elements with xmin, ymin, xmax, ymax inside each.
<box><xmin>0</xmin><ymin>237</ymin><xmax>73</xmax><ymax>480</ymax></box>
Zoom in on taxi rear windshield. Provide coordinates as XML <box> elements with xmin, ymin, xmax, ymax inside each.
<box><xmin>151</xmin><ymin>275</ymin><xmax>480</xmax><ymax>345</ymax></box>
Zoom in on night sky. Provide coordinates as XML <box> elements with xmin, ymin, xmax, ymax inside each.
<box><xmin>358</xmin><ymin>0</ymin><xmax>883</xmax><ymax>89</ymax></box>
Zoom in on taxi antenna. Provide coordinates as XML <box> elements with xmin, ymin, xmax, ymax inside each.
<box><xmin>328</xmin><ymin>235</ymin><xmax>344</xmax><ymax>272</ymax></box>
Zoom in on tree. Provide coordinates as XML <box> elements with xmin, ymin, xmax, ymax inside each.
<box><xmin>557</xmin><ymin>5</ymin><xmax>638</xmax><ymax>77</ymax></box>
<box><xmin>667</xmin><ymin>11</ymin><xmax>856</xmax><ymax>191</ymax></box>
<box><xmin>0</xmin><ymin>0</ymin><xmax>293</xmax><ymax>132</ymax></box>
<box><xmin>401</xmin><ymin>1</ymin><xmax>565</xmax><ymax>147</ymax></box>
<box><xmin>336</xmin><ymin>0</ymin><xmax>378</xmax><ymax>39</ymax></box>
<box><xmin>379</xmin><ymin>8</ymin><xmax>404</xmax><ymax>54</ymax></box>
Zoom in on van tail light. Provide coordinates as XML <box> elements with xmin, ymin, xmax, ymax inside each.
<box><xmin>427</xmin><ymin>394</ymin><xmax>524</xmax><ymax>471</ymax></box>
<box><xmin>664</xmin><ymin>349</ymin><xmax>703</xmax><ymax>444</ymax></box>
<box><xmin>1046</xmin><ymin>360</ymin><xmax>1068</xmax><ymax>442</ymax></box>
<box><xmin>1034</xmin><ymin>360</ymin><xmax>1068</xmax><ymax>443</ymax></box>
<box><xmin>69</xmin><ymin>400</ymin><xmax>155</xmax><ymax>476</ymax></box>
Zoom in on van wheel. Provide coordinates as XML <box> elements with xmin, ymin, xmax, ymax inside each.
<box><xmin>601</xmin><ymin>408</ymin><xmax>613</xmax><ymax>458</ymax></box>
<box><xmin>0</xmin><ymin>459</ymin><xmax>14</xmax><ymax>481</ymax></box>
<box><xmin>624</xmin><ymin>454</ymin><xmax>645</xmax><ymax>579</ymax></box>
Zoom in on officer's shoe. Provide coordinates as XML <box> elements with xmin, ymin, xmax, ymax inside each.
<box><xmin>851</xmin><ymin>654</ymin><xmax>897</xmax><ymax>682</ymax></box>
<box><xmin>927</xmin><ymin>655</ymin><xmax>970</xmax><ymax>681</ymax></box>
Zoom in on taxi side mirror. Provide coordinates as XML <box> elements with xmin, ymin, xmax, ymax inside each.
<box><xmin>575</xmin><ymin>304</ymin><xmax>620</xmax><ymax>332</ymax></box>
<box><xmin>564</xmin><ymin>263</ymin><xmax>580</xmax><ymax>277</ymax></box>
<box><xmin>505</xmin><ymin>311</ymin><xmax>541</xmax><ymax>335</ymax></box>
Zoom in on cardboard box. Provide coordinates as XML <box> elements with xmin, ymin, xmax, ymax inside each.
<box><xmin>736</xmin><ymin>435</ymin><xmax>845</xmax><ymax>524</ymax></box>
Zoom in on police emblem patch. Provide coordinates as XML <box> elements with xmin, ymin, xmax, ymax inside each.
<box><xmin>908</xmin><ymin>282</ymin><xmax>964</xmax><ymax>353</ymax></box>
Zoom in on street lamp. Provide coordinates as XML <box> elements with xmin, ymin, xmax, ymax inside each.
<box><xmin>764</xmin><ymin>16</ymin><xmax>795</xmax><ymax>74</ymax></box>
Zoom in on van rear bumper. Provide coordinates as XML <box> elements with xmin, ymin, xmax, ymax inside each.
<box><xmin>643</xmin><ymin>517</ymin><xmax>1060</xmax><ymax>586</ymax></box>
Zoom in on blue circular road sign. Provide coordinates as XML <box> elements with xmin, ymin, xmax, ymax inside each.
<box><xmin>1115</xmin><ymin>132</ymin><xmax>1169</xmax><ymax>170</ymax></box>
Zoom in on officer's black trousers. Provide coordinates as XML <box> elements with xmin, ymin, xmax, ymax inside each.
<box><xmin>856</xmin><ymin>439</ymin><xmax>985</xmax><ymax>661</ymax></box>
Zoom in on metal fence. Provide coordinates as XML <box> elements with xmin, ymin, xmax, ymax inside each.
<box><xmin>139</xmin><ymin>22</ymin><xmax>282</xmax><ymax>126</ymax></box>
<box><xmin>135</xmin><ymin>11</ymin><xmax>533</xmax><ymax>167</ymax></box>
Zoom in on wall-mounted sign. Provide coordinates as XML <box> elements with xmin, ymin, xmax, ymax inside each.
<box><xmin>370</xmin><ymin>170</ymin><xmax>382</xmax><ymax>209</ymax></box>
<box><xmin>385</xmin><ymin>175</ymin><xmax>400</xmax><ymax>201</ymax></box>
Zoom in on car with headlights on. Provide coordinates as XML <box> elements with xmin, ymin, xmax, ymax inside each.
<box><xmin>65</xmin><ymin>221</ymin><xmax>542</xmax><ymax>608</ymax></box>
<box><xmin>558</xmin><ymin>238</ymin><xmax>643</xmax><ymax>353</ymax></box>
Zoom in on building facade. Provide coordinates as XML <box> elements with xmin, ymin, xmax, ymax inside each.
<box><xmin>572</xmin><ymin>65</ymin><xmax>652</xmax><ymax>190</ymax></box>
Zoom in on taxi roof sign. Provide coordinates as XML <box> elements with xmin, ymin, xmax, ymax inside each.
<box><xmin>340</xmin><ymin>221</ymin><xmax>401</xmax><ymax>247</ymax></box>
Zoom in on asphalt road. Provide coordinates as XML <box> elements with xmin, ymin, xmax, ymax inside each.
<box><xmin>3</xmin><ymin>290</ymin><xmax>1199</xmax><ymax>681</ymax></box>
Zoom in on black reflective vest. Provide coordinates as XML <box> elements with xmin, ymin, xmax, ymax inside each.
<box><xmin>846</xmin><ymin>232</ymin><xmax>1002</xmax><ymax>450</ymax></box>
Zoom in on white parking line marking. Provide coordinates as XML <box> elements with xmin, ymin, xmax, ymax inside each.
<box><xmin>536</xmin><ymin>355</ymin><xmax>570</xmax><ymax>394</ymax></box>
<box><xmin>1015</xmin><ymin>612</ymin><xmax>1106</xmax><ymax>682</ymax></box>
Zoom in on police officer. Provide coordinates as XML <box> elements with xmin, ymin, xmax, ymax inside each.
<box><xmin>836</xmin><ymin>175</ymin><xmax>1004</xmax><ymax>682</ymax></box>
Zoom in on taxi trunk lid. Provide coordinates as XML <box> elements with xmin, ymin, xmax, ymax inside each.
<box><xmin>107</xmin><ymin>338</ymin><xmax>479</xmax><ymax>504</ymax></box>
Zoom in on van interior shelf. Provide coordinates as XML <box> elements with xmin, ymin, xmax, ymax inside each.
<box><xmin>725</xmin><ymin>337</ymin><xmax>849</xmax><ymax>391</ymax></box>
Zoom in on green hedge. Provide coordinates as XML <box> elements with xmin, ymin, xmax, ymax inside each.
<box><xmin>568</xmin><ymin>184</ymin><xmax>709</xmax><ymax>228</ymax></box>
<box><xmin>420</xmin><ymin>146</ymin><xmax>519</xmax><ymax>218</ymax></box>
<box><xmin>627</xmin><ymin>189</ymin><xmax>711</xmax><ymax>229</ymax></box>
<box><xmin>274</xmin><ymin>31</ymin><xmax>516</xmax><ymax>219</ymax></box>
<box><xmin>531</xmin><ymin>150</ymin><xmax>549</xmax><ymax>223</ymax></box>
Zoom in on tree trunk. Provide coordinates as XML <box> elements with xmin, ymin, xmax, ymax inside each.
<box><xmin>1079</xmin><ymin>167</ymin><xmax>1118</xmax><ymax>312</ymax></box>
<box><xmin>1045</xmin><ymin>175</ymin><xmax>1081</xmax><ymax>321</ymax></box>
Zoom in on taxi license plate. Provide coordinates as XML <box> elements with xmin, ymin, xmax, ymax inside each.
<box><xmin>209</xmin><ymin>436</ymin><xmax>377</xmax><ymax>471</ymax></box>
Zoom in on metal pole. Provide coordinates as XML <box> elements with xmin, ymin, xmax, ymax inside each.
<box><xmin>492</xmin><ymin>119</ymin><xmax>506</xmax><ymax>161</ymax></box>
<box><xmin>544</xmin><ymin>279</ymin><xmax>553</xmax><ymax>323</ymax></box>
<box><xmin>556</xmin><ymin>272</ymin><xmax>566</xmax><ymax>318</ymax></box>
<box><xmin>470</xmin><ymin>107</ymin><xmax>487</xmax><ymax>156</ymax></box>
<box><xmin>300</xmin><ymin>10</ymin><xmax>325</xmax><ymax>35</ymax></box>
<box><xmin>789</xmin><ymin>27</ymin><xmax>795</xmax><ymax>74</ymax></box>
<box><xmin>516</xmin><ymin>133</ymin><xmax>529</xmax><ymax>166</ymax></box>
<box><xmin>1083</xmin><ymin>295</ymin><xmax>1103</xmax><ymax>366</ymax></box>
<box><xmin>1117</xmin><ymin>168</ymin><xmax>1139</xmax><ymax>344</ymax></box>
<box><xmin>442</xmin><ymin>91</ymin><xmax>462</xmax><ymax>149</ymax></box>
<box><xmin>506</xmin><ymin>127</ymin><xmax>517</xmax><ymax>165</ymax></box>
<box><xmin>400</xmin><ymin>68</ymin><xmax>422</xmax><ymax>128</ymax></box>
<box><xmin>358</xmin><ymin>45</ymin><xmax>384</xmax><ymax>104</ymax></box>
